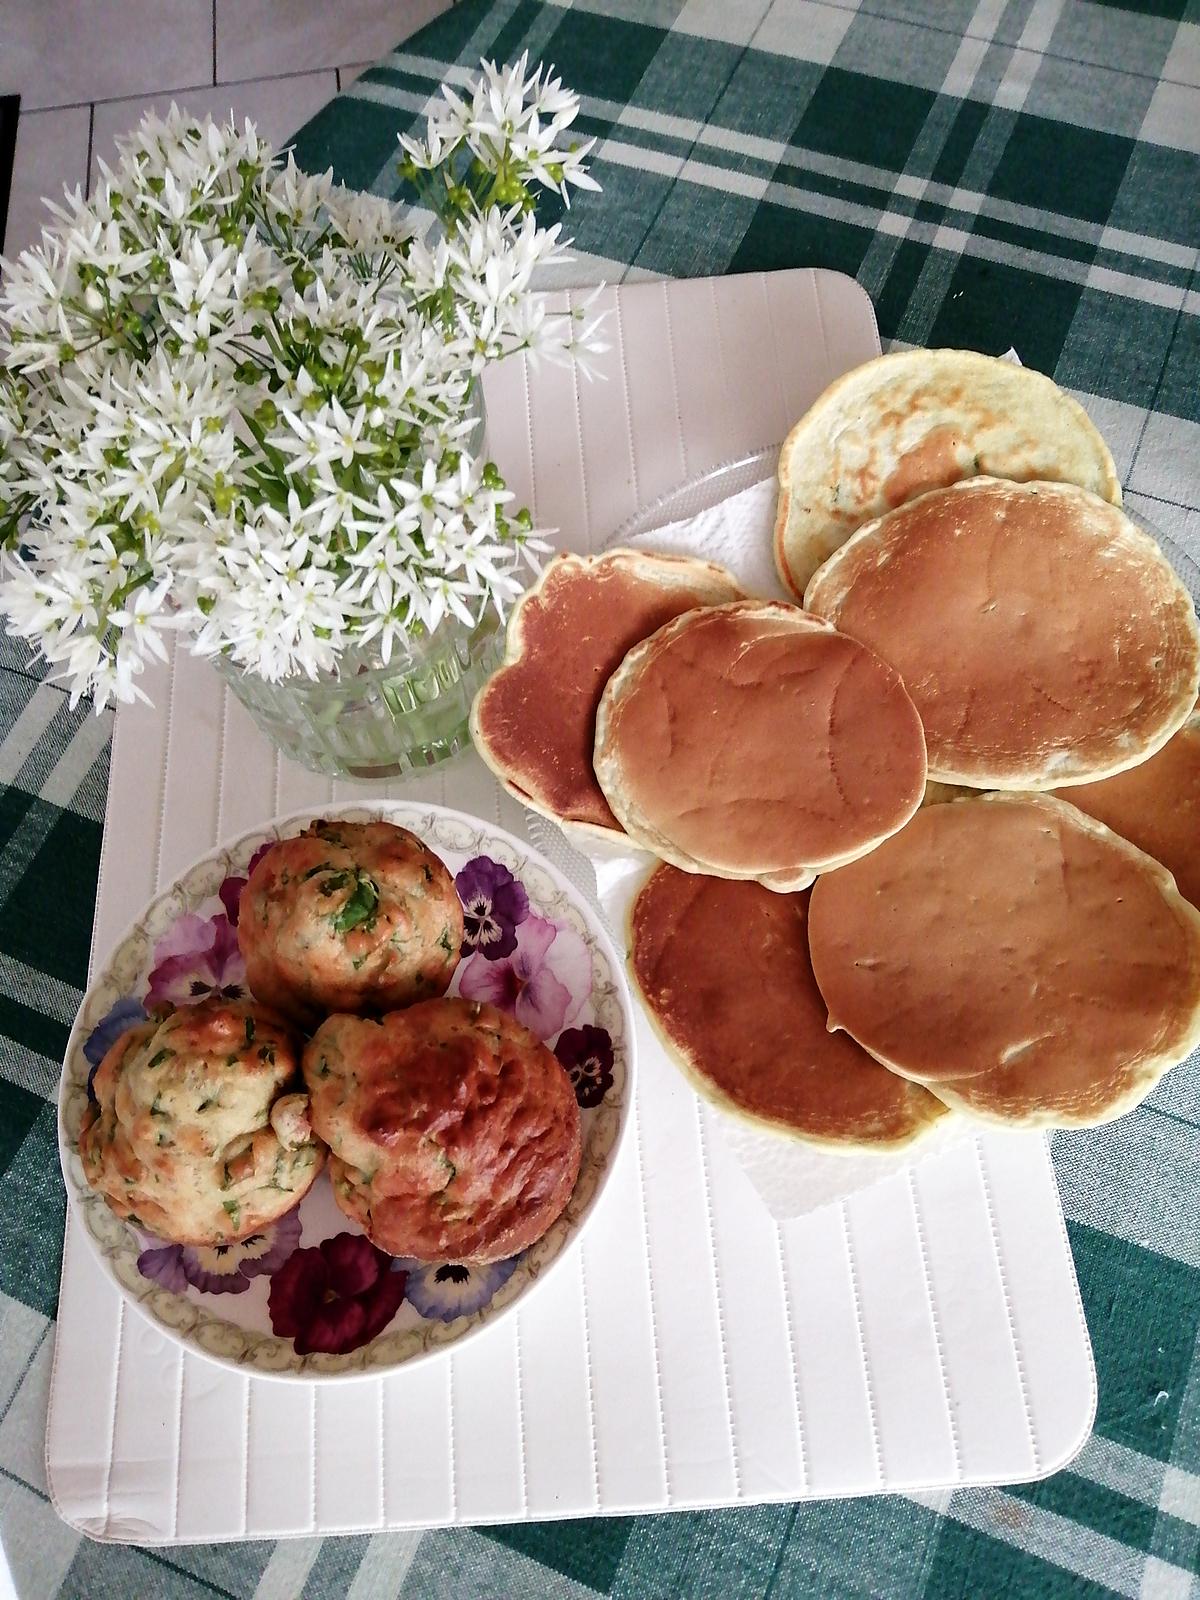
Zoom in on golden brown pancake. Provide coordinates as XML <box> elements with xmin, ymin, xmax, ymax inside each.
<box><xmin>1052</xmin><ymin>709</ymin><xmax>1200</xmax><ymax>907</ymax></box>
<box><xmin>774</xmin><ymin>348</ymin><xmax>1120</xmax><ymax>597</ymax></box>
<box><xmin>470</xmin><ymin>549</ymin><xmax>742</xmax><ymax>840</ymax></box>
<box><xmin>805</xmin><ymin>479</ymin><xmax>1200</xmax><ymax>789</ymax></box>
<box><xmin>807</xmin><ymin>793</ymin><xmax>1200</xmax><ymax>1129</ymax></box>
<box><xmin>594</xmin><ymin>600</ymin><xmax>927</xmax><ymax>891</ymax></box>
<box><xmin>629</xmin><ymin>863</ymin><xmax>946</xmax><ymax>1147</ymax></box>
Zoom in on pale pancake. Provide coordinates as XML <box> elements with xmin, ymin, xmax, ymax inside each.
<box><xmin>774</xmin><ymin>348</ymin><xmax>1120</xmax><ymax>597</ymax></box>
<box><xmin>470</xmin><ymin>549</ymin><xmax>742</xmax><ymax>841</ymax></box>
<box><xmin>1052</xmin><ymin>709</ymin><xmax>1200</xmax><ymax>908</ymax></box>
<box><xmin>807</xmin><ymin>793</ymin><xmax>1200</xmax><ymax>1129</ymax></box>
<box><xmin>805</xmin><ymin>478</ymin><xmax>1200</xmax><ymax>789</ymax></box>
<box><xmin>629</xmin><ymin>863</ymin><xmax>947</xmax><ymax>1148</ymax></box>
<box><xmin>594</xmin><ymin>599</ymin><xmax>927</xmax><ymax>891</ymax></box>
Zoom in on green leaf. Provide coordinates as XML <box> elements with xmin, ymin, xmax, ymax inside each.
<box><xmin>222</xmin><ymin>1198</ymin><xmax>241</xmax><ymax>1229</ymax></box>
<box><xmin>147</xmin><ymin>1049</ymin><xmax>174</xmax><ymax>1069</ymax></box>
<box><xmin>244</xmin><ymin>1015</ymin><xmax>256</xmax><ymax>1045</ymax></box>
<box><xmin>332</xmin><ymin>872</ymin><xmax>380</xmax><ymax>937</ymax></box>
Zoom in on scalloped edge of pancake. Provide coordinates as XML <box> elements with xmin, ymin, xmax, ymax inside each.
<box><xmin>774</xmin><ymin>348</ymin><xmax>1121</xmax><ymax>601</ymax></box>
<box><xmin>594</xmin><ymin>598</ymin><xmax>925</xmax><ymax>891</ymax></box>
<box><xmin>469</xmin><ymin>547</ymin><xmax>744</xmax><ymax>844</ymax></box>
<box><xmin>818</xmin><ymin>792</ymin><xmax>1200</xmax><ymax>1129</ymax></box>
<box><xmin>625</xmin><ymin>867</ymin><xmax>950</xmax><ymax>1151</ymax></box>
<box><xmin>803</xmin><ymin>478</ymin><xmax>1200</xmax><ymax>790</ymax></box>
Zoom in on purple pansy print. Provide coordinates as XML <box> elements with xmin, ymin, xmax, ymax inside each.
<box><xmin>458</xmin><ymin>913</ymin><xmax>591</xmax><ymax>1039</ymax></box>
<box><xmin>144</xmin><ymin>912</ymin><xmax>247</xmax><ymax>1010</ymax></box>
<box><xmin>137</xmin><ymin>1209</ymin><xmax>302</xmax><ymax>1296</ymax></box>
<box><xmin>555</xmin><ymin>1025</ymin><xmax>614</xmax><ymax>1109</ymax></box>
<box><xmin>217</xmin><ymin>841</ymin><xmax>276</xmax><ymax>926</ymax></box>
<box><xmin>83</xmin><ymin>995</ymin><xmax>149</xmax><ymax>1068</ymax></box>
<box><xmin>454</xmin><ymin>855</ymin><xmax>529</xmax><ymax>960</ymax></box>
<box><xmin>400</xmin><ymin>1256</ymin><xmax>520</xmax><ymax>1322</ymax></box>
<box><xmin>268</xmin><ymin>1232</ymin><xmax>407</xmax><ymax>1355</ymax></box>
<box><xmin>83</xmin><ymin>995</ymin><xmax>148</xmax><ymax>1105</ymax></box>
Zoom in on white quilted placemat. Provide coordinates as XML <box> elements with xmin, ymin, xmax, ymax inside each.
<box><xmin>46</xmin><ymin>270</ymin><xmax>1095</xmax><ymax>1543</ymax></box>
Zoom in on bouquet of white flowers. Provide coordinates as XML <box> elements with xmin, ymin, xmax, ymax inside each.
<box><xmin>0</xmin><ymin>55</ymin><xmax>604</xmax><ymax>714</ymax></box>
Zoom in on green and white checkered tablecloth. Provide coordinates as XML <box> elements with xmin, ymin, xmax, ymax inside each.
<box><xmin>2</xmin><ymin>1</ymin><xmax>1198</xmax><ymax>1594</ymax></box>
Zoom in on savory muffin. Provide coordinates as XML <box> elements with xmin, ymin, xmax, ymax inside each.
<box><xmin>238</xmin><ymin>819</ymin><xmax>464</xmax><ymax>1026</ymax></box>
<box><xmin>79</xmin><ymin>996</ymin><xmax>324</xmax><ymax>1245</ymax></box>
<box><xmin>304</xmin><ymin>998</ymin><xmax>582</xmax><ymax>1263</ymax></box>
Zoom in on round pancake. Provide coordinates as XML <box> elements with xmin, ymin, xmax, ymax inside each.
<box><xmin>594</xmin><ymin>600</ymin><xmax>927</xmax><ymax>891</ymax></box>
<box><xmin>807</xmin><ymin>793</ymin><xmax>1200</xmax><ymax>1129</ymax></box>
<box><xmin>774</xmin><ymin>348</ymin><xmax>1120</xmax><ymax>598</ymax></box>
<box><xmin>470</xmin><ymin>548</ymin><xmax>742</xmax><ymax>841</ymax></box>
<box><xmin>804</xmin><ymin>479</ymin><xmax>1200</xmax><ymax>789</ymax></box>
<box><xmin>1052</xmin><ymin>708</ymin><xmax>1200</xmax><ymax>907</ymax></box>
<box><xmin>629</xmin><ymin>863</ymin><xmax>946</xmax><ymax>1147</ymax></box>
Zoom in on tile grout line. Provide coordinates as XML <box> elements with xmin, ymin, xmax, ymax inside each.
<box><xmin>23</xmin><ymin>66</ymin><xmax>342</xmax><ymax>118</ymax></box>
<box><xmin>84</xmin><ymin>105</ymin><xmax>95</xmax><ymax>200</ymax></box>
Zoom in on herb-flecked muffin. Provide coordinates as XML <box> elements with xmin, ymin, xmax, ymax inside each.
<box><xmin>238</xmin><ymin>819</ymin><xmax>464</xmax><ymax>1027</ymax></box>
<box><xmin>78</xmin><ymin>997</ymin><xmax>324</xmax><ymax>1245</ymax></box>
<box><xmin>304</xmin><ymin>998</ymin><xmax>582</xmax><ymax>1263</ymax></box>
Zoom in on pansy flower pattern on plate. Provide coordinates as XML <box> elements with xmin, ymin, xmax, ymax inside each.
<box><xmin>268</xmin><ymin>1233</ymin><xmax>407</xmax><ymax>1356</ymax></box>
<box><xmin>401</xmin><ymin>1255</ymin><xmax>521</xmax><ymax>1322</ymax></box>
<box><xmin>217</xmin><ymin>840</ymin><xmax>275</xmax><ymax>926</ymax></box>
<box><xmin>144</xmin><ymin>911</ymin><xmax>248</xmax><ymax>1009</ymax></box>
<box><xmin>458</xmin><ymin>911</ymin><xmax>591</xmax><ymax>1038</ymax></box>
<box><xmin>82</xmin><ymin>995</ymin><xmax>148</xmax><ymax>1104</ymax></box>
<box><xmin>555</xmin><ymin>1025</ymin><xmax>616</xmax><ymax>1109</ymax></box>
<box><xmin>455</xmin><ymin>854</ymin><xmax>530</xmax><ymax>959</ymax></box>
<box><xmin>138</xmin><ymin>1208</ymin><xmax>302</xmax><ymax>1295</ymax></box>
<box><xmin>59</xmin><ymin>802</ymin><xmax>631</xmax><ymax>1378</ymax></box>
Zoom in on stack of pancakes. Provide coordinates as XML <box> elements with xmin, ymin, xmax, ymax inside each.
<box><xmin>472</xmin><ymin>350</ymin><xmax>1200</xmax><ymax>1149</ymax></box>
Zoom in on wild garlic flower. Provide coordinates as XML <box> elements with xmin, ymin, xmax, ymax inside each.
<box><xmin>0</xmin><ymin>59</ymin><xmax>601</xmax><ymax>710</ymax></box>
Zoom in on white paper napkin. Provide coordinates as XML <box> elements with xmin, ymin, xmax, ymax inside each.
<box><xmin>526</xmin><ymin>475</ymin><xmax>973</xmax><ymax>1220</ymax></box>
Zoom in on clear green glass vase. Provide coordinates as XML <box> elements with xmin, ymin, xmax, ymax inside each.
<box><xmin>216</xmin><ymin>614</ymin><xmax>502</xmax><ymax>780</ymax></box>
<box><xmin>214</xmin><ymin>386</ymin><xmax>501</xmax><ymax>781</ymax></box>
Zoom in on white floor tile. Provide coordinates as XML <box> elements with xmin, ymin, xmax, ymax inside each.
<box><xmin>3</xmin><ymin>104</ymin><xmax>91</xmax><ymax>262</ymax></box>
<box><xmin>0</xmin><ymin>0</ymin><xmax>213</xmax><ymax>112</ymax></box>
<box><xmin>216</xmin><ymin>0</ymin><xmax>454</xmax><ymax>84</ymax></box>
<box><xmin>89</xmin><ymin>72</ymin><xmax>339</xmax><ymax>190</ymax></box>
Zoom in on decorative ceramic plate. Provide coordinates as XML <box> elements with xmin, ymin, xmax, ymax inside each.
<box><xmin>58</xmin><ymin>802</ymin><xmax>634</xmax><ymax>1381</ymax></box>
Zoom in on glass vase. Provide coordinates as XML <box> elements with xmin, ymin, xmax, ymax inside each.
<box><xmin>214</xmin><ymin>383</ymin><xmax>501</xmax><ymax>781</ymax></box>
<box><xmin>216</xmin><ymin>615</ymin><xmax>502</xmax><ymax>780</ymax></box>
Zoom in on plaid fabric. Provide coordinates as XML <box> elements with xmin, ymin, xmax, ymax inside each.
<box><xmin>3</xmin><ymin>0</ymin><xmax>1199</xmax><ymax>1594</ymax></box>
